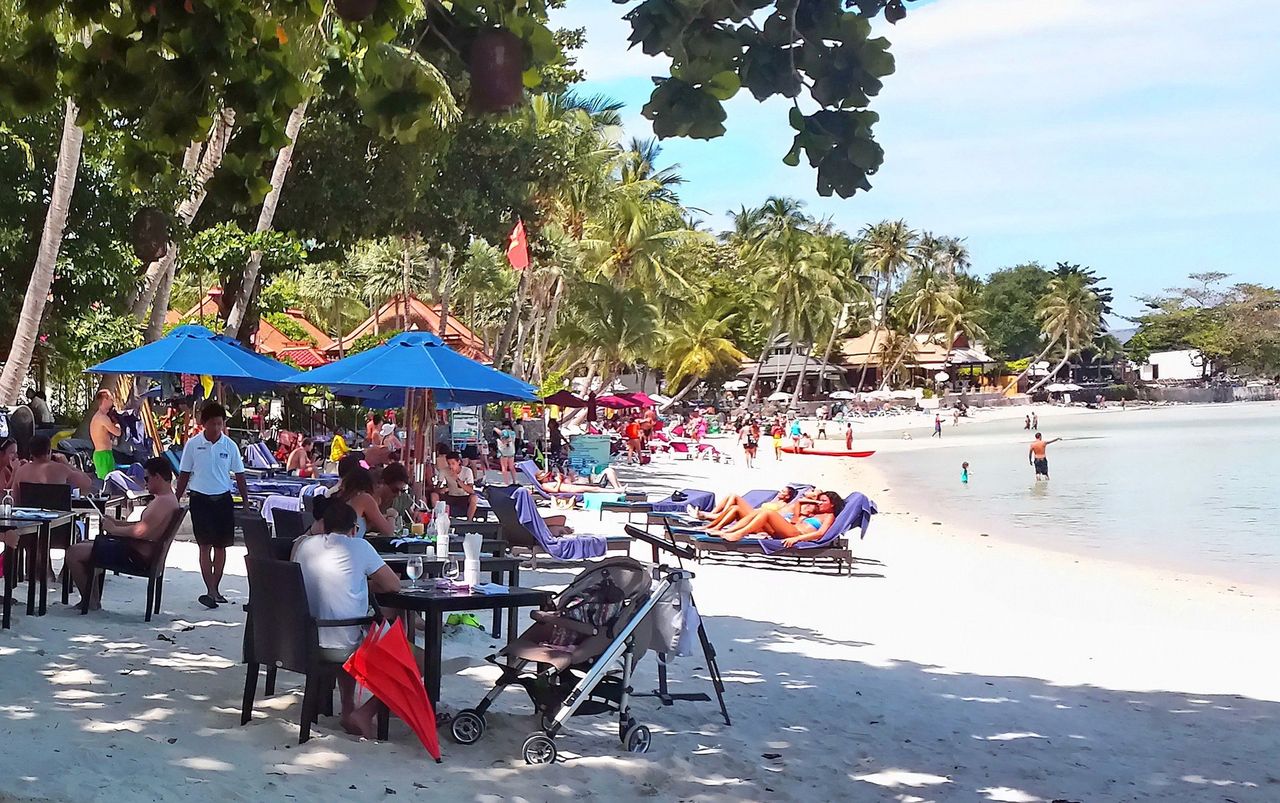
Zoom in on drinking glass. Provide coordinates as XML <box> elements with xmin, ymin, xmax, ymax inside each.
<box><xmin>444</xmin><ymin>557</ymin><xmax>461</xmax><ymax>585</ymax></box>
<box><xmin>406</xmin><ymin>555</ymin><xmax>423</xmax><ymax>589</ymax></box>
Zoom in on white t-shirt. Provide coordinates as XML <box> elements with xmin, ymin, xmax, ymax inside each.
<box><xmin>293</xmin><ymin>534</ymin><xmax>386</xmax><ymax>650</ymax></box>
<box><xmin>443</xmin><ymin>466</ymin><xmax>474</xmax><ymax>495</ymax></box>
<box><xmin>178</xmin><ymin>432</ymin><xmax>245</xmax><ymax>495</ymax></box>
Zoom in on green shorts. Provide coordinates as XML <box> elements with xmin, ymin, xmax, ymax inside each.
<box><xmin>92</xmin><ymin>450</ymin><xmax>116</xmax><ymax>479</ymax></box>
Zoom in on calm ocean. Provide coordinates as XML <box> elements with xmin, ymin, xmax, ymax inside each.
<box><xmin>874</xmin><ymin>401</ymin><xmax>1280</xmax><ymax>586</ymax></box>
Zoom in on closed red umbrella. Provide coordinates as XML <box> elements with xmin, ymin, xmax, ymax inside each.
<box><xmin>345</xmin><ymin>623</ymin><xmax>442</xmax><ymax>761</ymax></box>
<box><xmin>542</xmin><ymin>390</ymin><xmax>586</xmax><ymax>408</ymax></box>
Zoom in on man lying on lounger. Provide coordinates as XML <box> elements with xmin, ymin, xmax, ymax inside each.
<box><xmin>687</xmin><ymin>486</ymin><xmax>808</xmax><ymax>529</ymax></box>
<box><xmin>707</xmin><ymin>491</ymin><xmax>845</xmax><ymax>547</ymax></box>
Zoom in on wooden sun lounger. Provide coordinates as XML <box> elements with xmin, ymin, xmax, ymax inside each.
<box><xmin>660</xmin><ymin>522</ymin><xmax>857</xmax><ymax>576</ymax></box>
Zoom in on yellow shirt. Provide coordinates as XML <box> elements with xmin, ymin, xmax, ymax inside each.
<box><xmin>329</xmin><ymin>433</ymin><xmax>350</xmax><ymax>462</ymax></box>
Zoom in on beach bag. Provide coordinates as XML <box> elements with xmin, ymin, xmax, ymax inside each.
<box><xmin>651</xmin><ymin>577</ymin><xmax>701</xmax><ymax>658</ymax></box>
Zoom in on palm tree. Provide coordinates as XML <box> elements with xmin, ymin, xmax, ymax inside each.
<box><xmin>856</xmin><ymin>219</ymin><xmax>918</xmax><ymax>389</ymax></box>
<box><xmin>348</xmin><ymin>236</ymin><xmax>435</xmax><ymax>331</ymax></box>
<box><xmin>297</xmin><ymin>261</ymin><xmax>367</xmax><ymax>358</ymax></box>
<box><xmin>657</xmin><ymin>300</ymin><xmax>745</xmax><ymax>409</ymax></box>
<box><xmin>558</xmin><ymin>281</ymin><xmax>660</xmax><ymax>392</ymax></box>
<box><xmin>881</xmin><ymin>262</ymin><xmax>960</xmax><ymax>386</ymax></box>
<box><xmin>1027</xmin><ymin>273</ymin><xmax>1102</xmax><ymax>393</ymax></box>
<box><xmin>0</xmin><ymin>99</ymin><xmax>82</xmax><ymax>404</ymax></box>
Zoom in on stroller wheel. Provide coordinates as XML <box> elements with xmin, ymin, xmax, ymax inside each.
<box><xmin>450</xmin><ymin>709</ymin><xmax>486</xmax><ymax>745</ymax></box>
<box><xmin>522</xmin><ymin>733</ymin><xmax>558</xmax><ymax>765</ymax></box>
<box><xmin>623</xmin><ymin>723</ymin><xmax>651</xmax><ymax>754</ymax></box>
<box><xmin>619</xmin><ymin>716</ymin><xmax>637</xmax><ymax>744</ymax></box>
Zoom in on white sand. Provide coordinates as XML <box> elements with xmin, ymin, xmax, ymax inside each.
<box><xmin>3</xmin><ymin>423</ymin><xmax>1279</xmax><ymax>802</ymax></box>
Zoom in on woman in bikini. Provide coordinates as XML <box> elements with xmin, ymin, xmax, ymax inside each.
<box><xmin>709</xmin><ymin>491</ymin><xmax>845</xmax><ymax>547</ymax></box>
<box><xmin>690</xmin><ymin>486</ymin><xmax>806</xmax><ymax>529</ymax></box>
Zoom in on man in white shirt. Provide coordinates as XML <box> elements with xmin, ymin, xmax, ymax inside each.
<box><xmin>292</xmin><ymin>498</ymin><xmax>400</xmax><ymax>738</ymax></box>
<box><xmin>175</xmin><ymin>402</ymin><xmax>249</xmax><ymax>610</ymax></box>
<box><xmin>432</xmin><ymin>450</ymin><xmax>477</xmax><ymax>519</ymax></box>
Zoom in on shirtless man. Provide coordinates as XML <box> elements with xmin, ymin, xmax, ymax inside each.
<box><xmin>65</xmin><ymin>456</ymin><xmax>179</xmax><ymax>610</ymax></box>
<box><xmin>3</xmin><ymin>435</ymin><xmax>94</xmax><ymax>553</ymax></box>
<box><xmin>1028</xmin><ymin>432</ymin><xmax>1062</xmax><ymax>480</ymax></box>
<box><xmin>89</xmin><ymin>389</ymin><xmax>122</xmax><ymax>480</ymax></box>
<box><xmin>285</xmin><ymin>437</ymin><xmax>315</xmax><ymax>478</ymax></box>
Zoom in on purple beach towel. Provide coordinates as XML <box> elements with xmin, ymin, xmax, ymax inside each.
<box><xmin>758</xmin><ymin>492</ymin><xmax>877</xmax><ymax>554</ymax></box>
<box><xmin>512</xmin><ymin>487</ymin><xmax>608</xmax><ymax>560</ymax></box>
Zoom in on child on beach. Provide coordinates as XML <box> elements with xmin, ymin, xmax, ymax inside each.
<box><xmin>961</xmin><ymin>461</ymin><xmax>970</xmax><ymax>484</ymax></box>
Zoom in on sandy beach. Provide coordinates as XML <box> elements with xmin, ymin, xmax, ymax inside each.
<box><xmin>3</xmin><ymin>418</ymin><xmax>1279</xmax><ymax>802</ymax></box>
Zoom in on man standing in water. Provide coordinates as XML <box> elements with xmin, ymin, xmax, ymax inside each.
<box><xmin>1029</xmin><ymin>432</ymin><xmax>1062</xmax><ymax>480</ymax></box>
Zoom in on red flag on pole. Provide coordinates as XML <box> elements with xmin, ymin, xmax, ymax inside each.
<box><xmin>505</xmin><ymin>220</ymin><xmax>529</xmax><ymax>270</ymax></box>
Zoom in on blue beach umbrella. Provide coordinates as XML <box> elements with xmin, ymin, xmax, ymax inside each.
<box><xmin>284</xmin><ymin>331</ymin><xmax>538</xmax><ymax>406</ymax></box>
<box><xmin>87</xmin><ymin>324</ymin><xmax>296</xmax><ymax>391</ymax></box>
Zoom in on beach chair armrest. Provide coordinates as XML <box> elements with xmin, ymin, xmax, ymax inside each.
<box><xmin>530</xmin><ymin>610</ymin><xmax>598</xmax><ymax>636</ymax></box>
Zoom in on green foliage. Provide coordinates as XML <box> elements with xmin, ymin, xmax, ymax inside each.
<box><xmin>182</xmin><ymin>222</ymin><xmax>307</xmax><ymax>311</ymax></box>
<box><xmin>349</xmin><ymin>328</ymin><xmax>403</xmax><ymax>355</ymax></box>
<box><xmin>263</xmin><ymin>312</ymin><xmax>316</xmax><ymax>345</ymax></box>
<box><xmin>980</xmin><ymin>263</ymin><xmax>1052</xmax><ymax>359</ymax></box>
<box><xmin>536</xmin><ymin>369</ymin><xmax>570</xmax><ymax>398</ymax></box>
<box><xmin>626</xmin><ymin>0</ymin><xmax>901</xmax><ymax>197</ymax></box>
<box><xmin>1131</xmin><ymin>274</ymin><xmax>1280</xmax><ymax>376</ymax></box>
<box><xmin>55</xmin><ymin>306</ymin><xmax>142</xmax><ymax>368</ymax></box>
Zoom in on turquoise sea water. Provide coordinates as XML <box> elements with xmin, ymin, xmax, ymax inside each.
<box><xmin>874</xmin><ymin>401</ymin><xmax>1280</xmax><ymax>586</ymax></box>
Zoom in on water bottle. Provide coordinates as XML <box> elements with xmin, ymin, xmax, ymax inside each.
<box><xmin>0</xmin><ymin>488</ymin><xmax>11</xmax><ymax>517</ymax></box>
<box><xmin>434</xmin><ymin>501</ymin><xmax>450</xmax><ymax>560</ymax></box>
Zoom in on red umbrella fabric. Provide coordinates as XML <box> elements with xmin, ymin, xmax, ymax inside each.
<box><xmin>594</xmin><ymin>394</ymin><xmax>637</xmax><ymax>409</ymax></box>
<box><xmin>543</xmin><ymin>390</ymin><xmax>587</xmax><ymax>408</ymax></box>
<box><xmin>619</xmin><ymin>392</ymin><xmax>656</xmax><ymax>408</ymax></box>
<box><xmin>345</xmin><ymin>623</ymin><xmax>442</xmax><ymax>761</ymax></box>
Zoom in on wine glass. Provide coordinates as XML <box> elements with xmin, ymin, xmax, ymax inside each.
<box><xmin>444</xmin><ymin>556</ymin><xmax>461</xmax><ymax>586</ymax></box>
<box><xmin>406</xmin><ymin>555</ymin><xmax>423</xmax><ymax>589</ymax></box>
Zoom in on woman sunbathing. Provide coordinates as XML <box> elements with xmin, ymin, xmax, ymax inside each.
<box><xmin>708</xmin><ymin>491</ymin><xmax>845</xmax><ymax>547</ymax></box>
<box><xmin>689</xmin><ymin>486</ymin><xmax>803</xmax><ymax>529</ymax></box>
<box><xmin>535</xmin><ymin>466</ymin><xmax>626</xmax><ymax>493</ymax></box>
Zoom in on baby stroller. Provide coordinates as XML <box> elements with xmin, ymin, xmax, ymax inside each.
<box><xmin>449</xmin><ymin>557</ymin><xmax>700</xmax><ymax>764</ymax></box>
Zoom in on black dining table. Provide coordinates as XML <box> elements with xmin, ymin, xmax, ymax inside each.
<box><xmin>378</xmin><ymin>553</ymin><xmax>522</xmax><ymax>637</ymax></box>
<box><xmin>1</xmin><ymin>509</ymin><xmax>78</xmax><ymax>628</ymax></box>
<box><xmin>376</xmin><ymin>583</ymin><xmax>552</xmax><ymax>705</ymax></box>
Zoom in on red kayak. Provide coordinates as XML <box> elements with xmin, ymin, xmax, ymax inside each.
<box><xmin>781</xmin><ymin>446</ymin><xmax>876</xmax><ymax>458</ymax></box>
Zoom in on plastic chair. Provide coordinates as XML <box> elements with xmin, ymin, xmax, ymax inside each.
<box><xmin>271</xmin><ymin>507</ymin><xmax>308</xmax><ymax>541</ymax></box>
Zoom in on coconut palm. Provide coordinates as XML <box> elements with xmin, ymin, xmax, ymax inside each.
<box><xmin>348</xmin><ymin>235</ymin><xmax>436</xmax><ymax>330</ymax></box>
<box><xmin>0</xmin><ymin>99</ymin><xmax>83</xmax><ymax>404</ymax></box>
<box><xmin>297</xmin><ymin>261</ymin><xmax>367</xmax><ymax>358</ymax></box>
<box><xmin>557</xmin><ymin>281</ymin><xmax>660</xmax><ymax>392</ymax></box>
<box><xmin>657</xmin><ymin>300</ymin><xmax>745</xmax><ymax>408</ymax></box>
<box><xmin>855</xmin><ymin>219</ymin><xmax>918</xmax><ymax>389</ymax></box>
<box><xmin>1027</xmin><ymin>272</ymin><xmax>1102</xmax><ymax>392</ymax></box>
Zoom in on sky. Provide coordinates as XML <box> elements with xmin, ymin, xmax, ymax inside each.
<box><xmin>550</xmin><ymin>0</ymin><xmax>1280</xmax><ymax>319</ymax></box>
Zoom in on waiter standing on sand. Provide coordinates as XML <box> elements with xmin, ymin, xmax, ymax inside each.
<box><xmin>175</xmin><ymin>402</ymin><xmax>249</xmax><ymax>609</ymax></box>
<box><xmin>1028</xmin><ymin>432</ymin><xmax>1062</xmax><ymax>481</ymax></box>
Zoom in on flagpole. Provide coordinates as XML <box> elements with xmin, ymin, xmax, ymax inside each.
<box><xmin>493</xmin><ymin>219</ymin><xmax>530</xmax><ymax>368</ymax></box>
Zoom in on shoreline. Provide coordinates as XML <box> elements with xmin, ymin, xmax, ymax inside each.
<box><xmin>817</xmin><ymin>401</ymin><xmax>1280</xmax><ymax>598</ymax></box>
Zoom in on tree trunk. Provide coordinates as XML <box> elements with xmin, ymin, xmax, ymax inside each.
<box><xmin>818</xmin><ymin>303</ymin><xmax>848</xmax><ymax>394</ymax></box>
<box><xmin>1028</xmin><ymin>335</ymin><xmax>1071</xmax><ymax>393</ymax></box>
<box><xmin>493</xmin><ymin>268</ymin><xmax>529</xmax><ymax>368</ymax></box>
<box><xmin>225</xmin><ymin>99</ymin><xmax>308</xmax><ymax>340</ymax></box>
<box><xmin>744</xmin><ymin>315</ymin><xmax>782</xmax><ymax>404</ymax></box>
<box><xmin>856</xmin><ymin>274</ymin><xmax>891</xmax><ymax>390</ymax></box>
<box><xmin>791</xmin><ymin>340</ymin><xmax>814</xmax><ymax>405</ymax></box>
<box><xmin>659</xmin><ymin>376</ymin><xmax>700</xmax><ymax>411</ymax></box>
<box><xmin>400</xmin><ymin>239</ymin><xmax>411</xmax><ymax>331</ymax></box>
<box><xmin>436</xmin><ymin>259</ymin><xmax>451</xmax><ymax>339</ymax></box>
<box><xmin>779</xmin><ymin>342</ymin><xmax>799</xmax><ymax>396</ymax></box>
<box><xmin>512</xmin><ymin>311</ymin><xmax>531</xmax><ymax>380</ymax></box>
<box><xmin>130</xmin><ymin>109</ymin><xmax>235</xmax><ymax>323</ymax></box>
<box><xmin>581</xmin><ymin>351</ymin><xmax>599</xmax><ymax>395</ymax></box>
<box><xmin>532</xmin><ymin>277</ymin><xmax>563</xmax><ymax>382</ymax></box>
<box><xmin>0</xmin><ymin>99</ymin><xmax>84</xmax><ymax>405</ymax></box>
<box><xmin>143</xmin><ymin>253</ymin><xmax>179</xmax><ymax>342</ymax></box>
<box><xmin>1012</xmin><ymin>337</ymin><xmax>1058</xmax><ymax>390</ymax></box>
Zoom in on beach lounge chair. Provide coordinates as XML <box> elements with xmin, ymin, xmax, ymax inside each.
<box><xmin>665</xmin><ymin>492</ymin><xmax>877</xmax><ymax>576</ymax></box>
<box><xmin>516</xmin><ymin>460</ymin><xmax>584</xmax><ymax>505</ymax></box>
<box><xmin>485</xmin><ymin>486</ymin><xmax>630</xmax><ymax>563</ymax></box>
<box><xmin>244</xmin><ymin>441</ymin><xmax>283</xmax><ymax>474</ymax></box>
<box><xmin>664</xmin><ymin>485</ymin><xmax>816</xmax><ymax>533</ymax></box>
